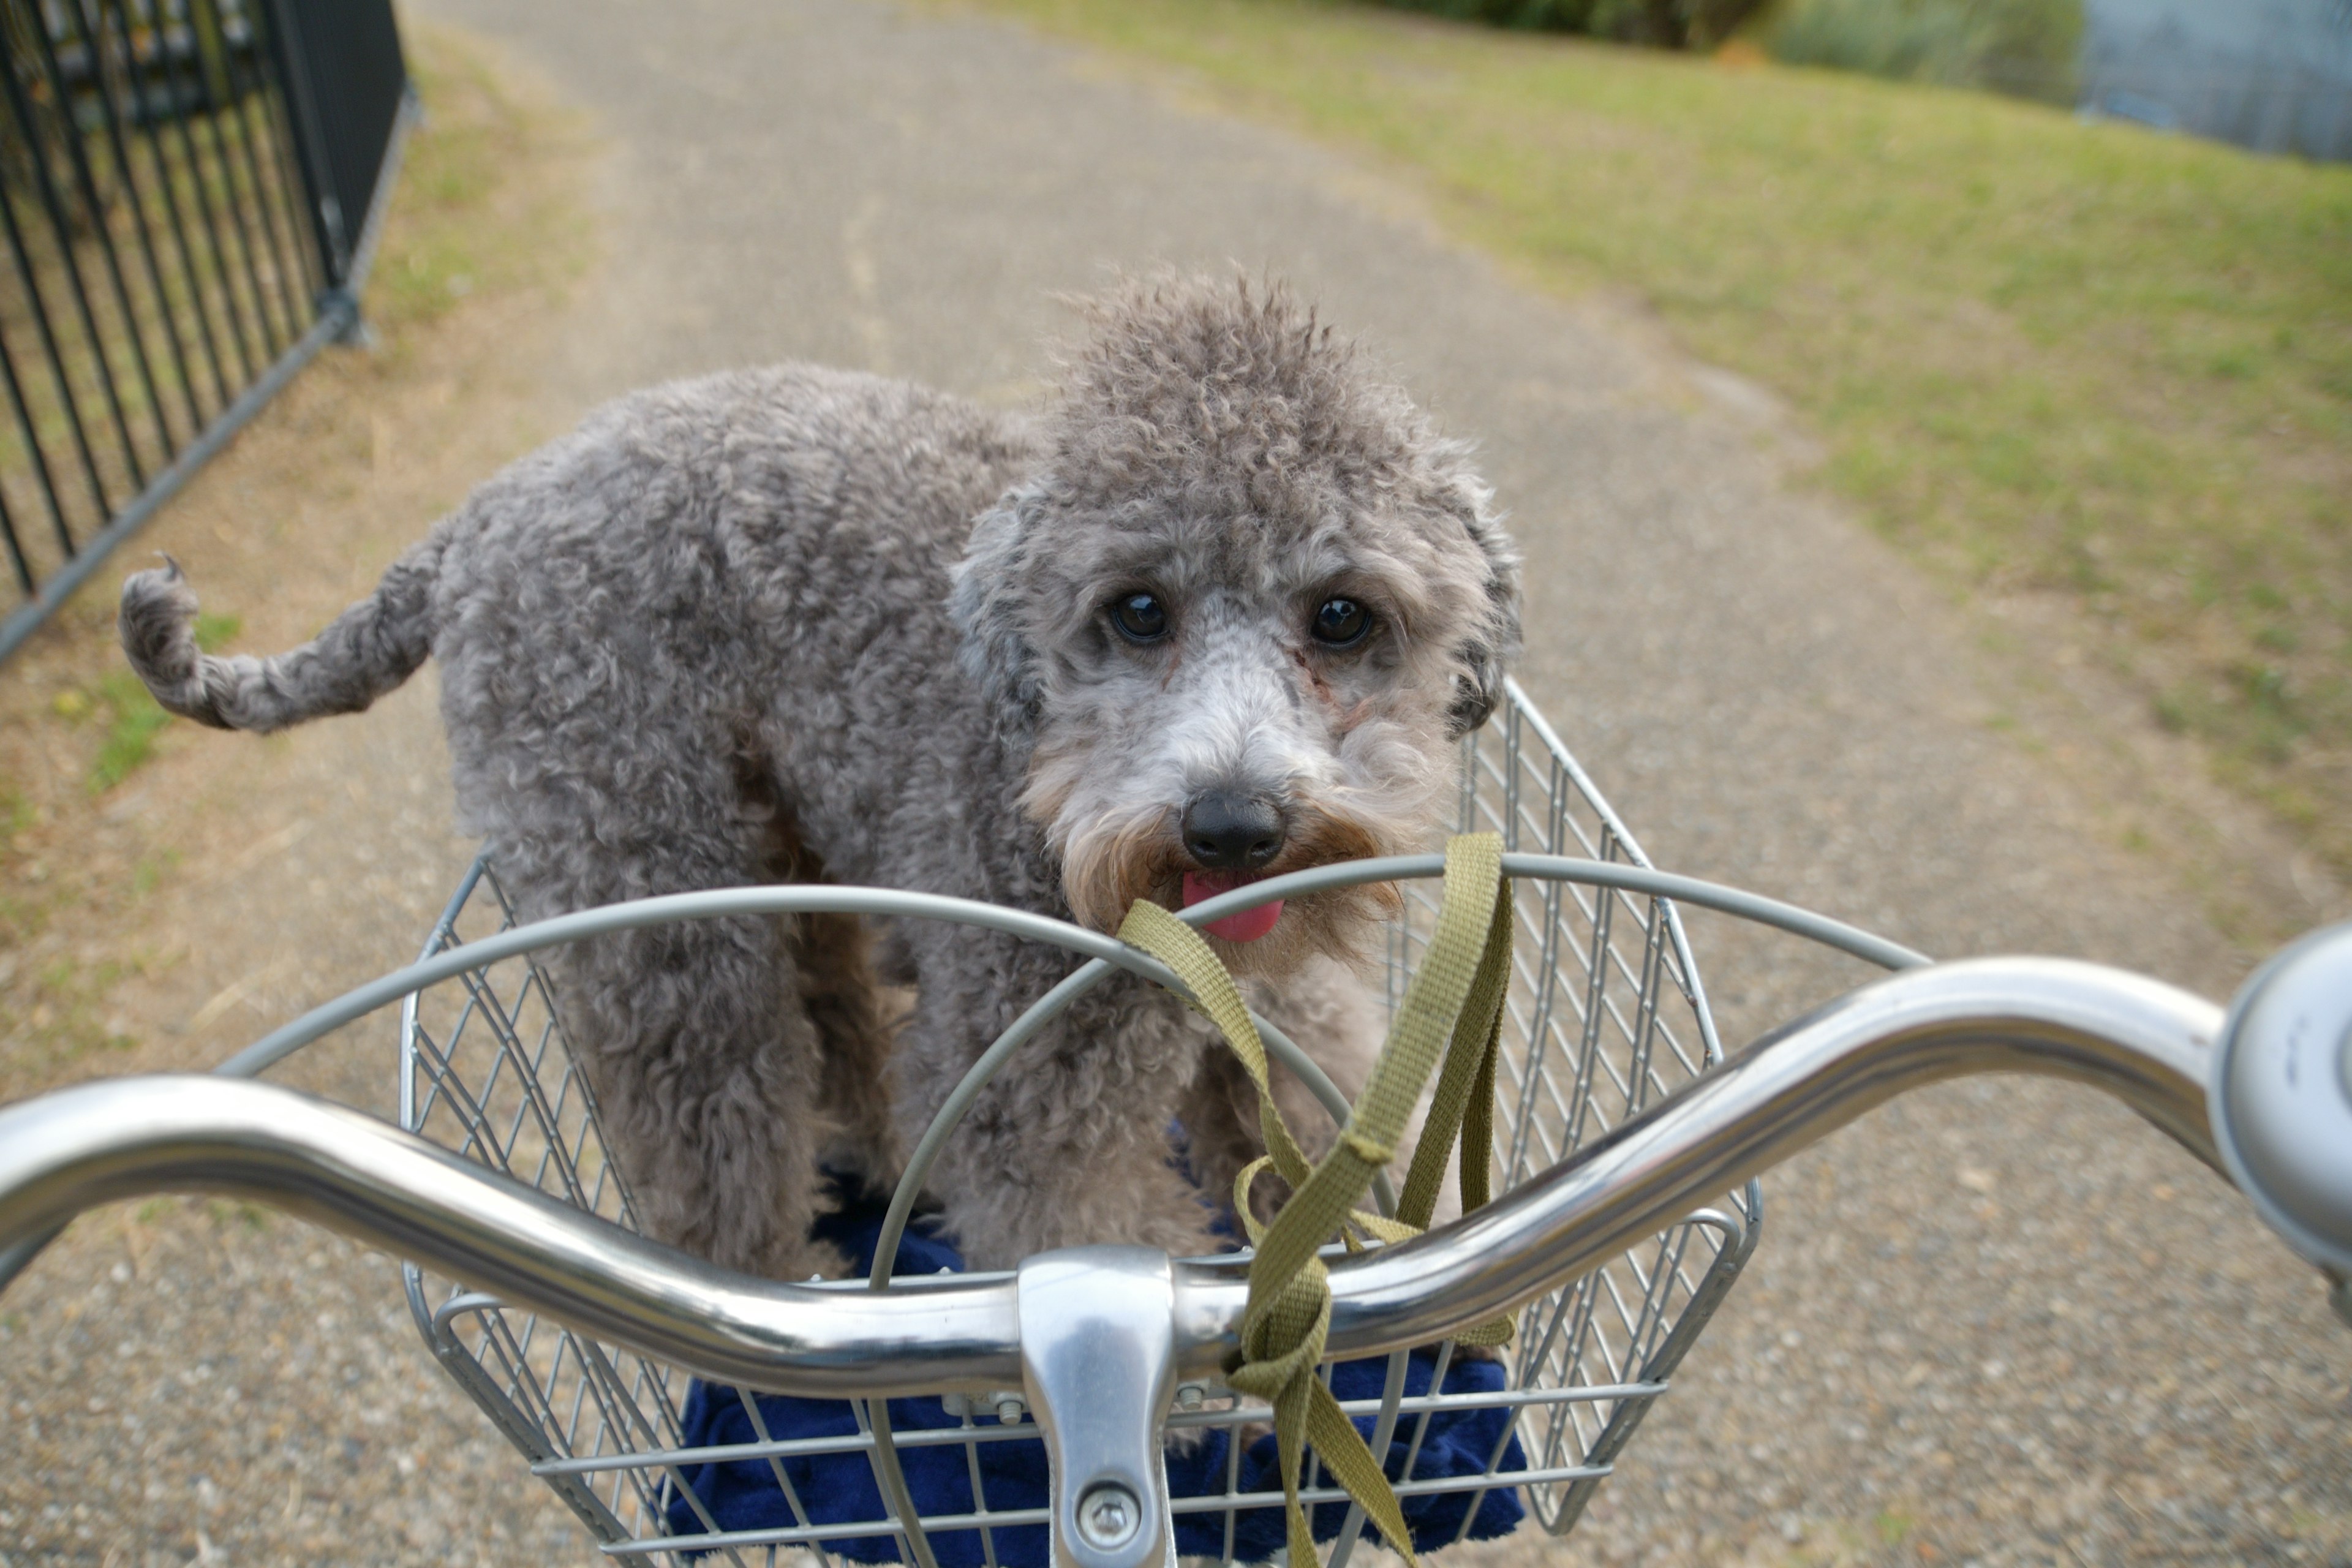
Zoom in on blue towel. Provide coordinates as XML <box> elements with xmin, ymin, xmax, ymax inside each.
<box><xmin>664</xmin><ymin>1185</ymin><xmax>1526</xmax><ymax>1564</ymax></box>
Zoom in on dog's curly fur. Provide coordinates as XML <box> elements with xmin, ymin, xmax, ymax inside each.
<box><xmin>120</xmin><ymin>276</ymin><xmax>1521</xmax><ymax>1276</ymax></box>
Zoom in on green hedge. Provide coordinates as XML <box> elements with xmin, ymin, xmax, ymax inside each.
<box><xmin>1763</xmin><ymin>0</ymin><xmax>2083</xmax><ymax>102</ymax></box>
<box><xmin>1359</xmin><ymin>0</ymin><xmax>1765</xmax><ymax>50</ymax></box>
<box><xmin>1362</xmin><ymin>0</ymin><xmax>2083</xmax><ymax>101</ymax></box>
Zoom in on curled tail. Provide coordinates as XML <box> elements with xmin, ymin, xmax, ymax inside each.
<box><xmin>119</xmin><ymin>543</ymin><xmax>443</xmax><ymax>733</ymax></box>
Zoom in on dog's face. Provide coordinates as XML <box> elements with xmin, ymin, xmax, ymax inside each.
<box><xmin>952</xmin><ymin>280</ymin><xmax>1520</xmax><ymax>973</ymax></box>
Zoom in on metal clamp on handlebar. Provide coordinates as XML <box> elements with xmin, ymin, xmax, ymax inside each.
<box><xmin>2211</xmin><ymin>920</ymin><xmax>2352</xmax><ymax>1316</ymax></box>
<box><xmin>1019</xmin><ymin>1249</ymin><xmax>1180</xmax><ymax>1568</ymax></box>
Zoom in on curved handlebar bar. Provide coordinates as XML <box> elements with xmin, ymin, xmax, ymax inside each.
<box><xmin>0</xmin><ymin>1072</ymin><xmax>1026</xmax><ymax>1395</ymax></box>
<box><xmin>0</xmin><ymin>956</ymin><xmax>2227</xmax><ymax>1390</ymax></box>
<box><xmin>0</xmin><ymin>853</ymin><xmax>1929</xmax><ymax>1304</ymax></box>
<box><xmin>1308</xmin><ymin>956</ymin><xmax>2218</xmax><ymax>1357</ymax></box>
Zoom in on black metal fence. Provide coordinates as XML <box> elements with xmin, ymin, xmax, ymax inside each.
<box><xmin>0</xmin><ymin>0</ymin><xmax>410</xmax><ymax>661</ymax></box>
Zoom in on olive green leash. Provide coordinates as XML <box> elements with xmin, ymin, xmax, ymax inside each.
<box><xmin>1117</xmin><ymin>833</ymin><xmax>1518</xmax><ymax>1567</ymax></box>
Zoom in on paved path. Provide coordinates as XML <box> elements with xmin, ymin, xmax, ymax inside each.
<box><xmin>9</xmin><ymin>1</ymin><xmax>2343</xmax><ymax>1562</ymax></box>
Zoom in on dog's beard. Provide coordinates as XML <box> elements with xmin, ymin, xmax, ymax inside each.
<box><xmin>1052</xmin><ymin>799</ymin><xmax>1185</xmax><ymax>935</ymax></box>
<box><xmin>1023</xmin><ymin>695</ymin><xmax>1457</xmax><ymax>974</ymax></box>
<box><xmin>1041</xmin><ymin>790</ymin><xmax>1417</xmax><ymax>980</ymax></box>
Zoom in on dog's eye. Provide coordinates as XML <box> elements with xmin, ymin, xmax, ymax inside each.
<box><xmin>1110</xmin><ymin>592</ymin><xmax>1169</xmax><ymax>644</ymax></box>
<box><xmin>1310</xmin><ymin>597</ymin><xmax>1372</xmax><ymax>648</ymax></box>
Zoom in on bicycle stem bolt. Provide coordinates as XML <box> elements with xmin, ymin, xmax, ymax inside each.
<box><xmin>1076</xmin><ymin>1483</ymin><xmax>1142</xmax><ymax>1551</ymax></box>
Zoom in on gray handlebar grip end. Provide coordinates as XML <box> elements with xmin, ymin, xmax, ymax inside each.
<box><xmin>2211</xmin><ymin>920</ymin><xmax>2352</xmax><ymax>1287</ymax></box>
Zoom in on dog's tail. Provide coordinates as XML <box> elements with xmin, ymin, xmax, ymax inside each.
<box><xmin>119</xmin><ymin>542</ymin><xmax>443</xmax><ymax>733</ymax></box>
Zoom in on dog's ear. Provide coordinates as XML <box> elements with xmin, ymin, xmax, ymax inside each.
<box><xmin>950</xmin><ymin>482</ymin><xmax>1047</xmax><ymax>732</ymax></box>
<box><xmin>1438</xmin><ymin>462</ymin><xmax>1521</xmax><ymax>738</ymax></box>
<box><xmin>1450</xmin><ymin>639</ymin><xmax>1507</xmax><ymax>736</ymax></box>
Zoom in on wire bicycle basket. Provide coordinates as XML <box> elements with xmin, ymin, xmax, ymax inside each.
<box><xmin>395</xmin><ymin>677</ymin><xmax>1763</xmax><ymax>1566</ymax></box>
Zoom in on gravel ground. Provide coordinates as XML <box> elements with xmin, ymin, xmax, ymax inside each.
<box><xmin>3</xmin><ymin>1</ymin><xmax>2346</xmax><ymax>1563</ymax></box>
<box><xmin>0</xmin><ymin>31</ymin><xmax>601</xmax><ymax>1562</ymax></box>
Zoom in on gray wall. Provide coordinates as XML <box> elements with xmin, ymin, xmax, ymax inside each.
<box><xmin>2082</xmin><ymin>0</ymin><xmax>2352</xmax><ymax>160</ymax></box>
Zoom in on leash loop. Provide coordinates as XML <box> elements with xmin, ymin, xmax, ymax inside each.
<box><xmin>1118</xmin><ymin>833</ymin><xmax>1518</xmax><ymax>1566</ymax></box>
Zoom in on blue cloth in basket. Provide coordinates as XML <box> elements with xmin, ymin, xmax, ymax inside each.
<box><xmin>665</xmin><ymin>1186</ymin><xmax>1527</xmax><ymax>1564</ymax></box>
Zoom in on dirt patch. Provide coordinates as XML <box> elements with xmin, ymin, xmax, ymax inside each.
<box><xmin>0</xmin><ymin>23</ymin><xmax>592</xmax><ymax>1102</ymax></box>
<box><xmin>0</xmin><ymin>23</ymin><xmax>607</xmax><ymax>1566</ymax></box>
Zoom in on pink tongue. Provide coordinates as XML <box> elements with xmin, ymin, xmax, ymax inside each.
<box><xmin>1182</xmin><ymin>871</ymin><xmax>1284</xmax><ymax>943</ymax></box>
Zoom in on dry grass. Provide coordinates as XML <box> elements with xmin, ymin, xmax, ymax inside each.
<box><xmin>0</xmin><ymin>32</ymin><xmax>603</xmax><ymax>1564</ymax></box>
<box><xmin>0</xmin><ymin>23</ymin><xmax>595</xmax><ymax>1097</ymax></box>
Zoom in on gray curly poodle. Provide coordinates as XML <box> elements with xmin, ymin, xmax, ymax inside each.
<box><xmin>119</xmin><ymin>276</ymin><xmax>1521</xmax><ymax>1279</ymax></box>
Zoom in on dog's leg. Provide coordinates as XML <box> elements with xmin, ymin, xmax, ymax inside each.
<box><xmin>748</xmin><ymin>787</ymin><xmax>906</xmax><ymax>1202</ymax></box>
<box><xmin>1174</xmin><ymin>956</ymin><xmax>1389</xmax><ymax>1229</ymax></box>
<box><xmin>1259</xmin><ymin>957</ymin><xmax>1507</xmax><ymax>1363</ymax></box>
<box><xmin>1193</xmin><ymin>957</ymin><xmax>1468</xmax><ymax>1230</ymax></box>
<box><xmin>895</xmin><ymin>930</ymin><xmax>1219</xmax><ymax>1271</ymax></box>
<box><xmin>1175</xmin><ymin>1047</ymin><xmax>1275</xmax><ymax>1230</ymax></box>
<box><xmin>1295</xmin><ymin>957</ymin><xmax>1469</xmax><ymax>1229</ymax></box>
<box><xmin>552</xmin><ymin>908</ymin><xmax>839</xmax><ymax>1281</ymax></box>
<box><xmin>480</xmin><ymin>755</ymin><xmax>839</xmax><ymax>1282</ymax></box>
<box><xmin>791</xmin><ymin>908</ymin><xmax>905</xmax><ymax>1195</ymax></box>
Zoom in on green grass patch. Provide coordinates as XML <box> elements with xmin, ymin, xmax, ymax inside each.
<box><xmin>366</xmin><ymin>40</ymin><xmax>593</xmax><ymax>336</ymax></box>
<box><xmin>86</xmin><ymin>671</ymin><xmax>168</xmax><ymax>792</ymax></box>
<box><xmin>0</xmin><ymin>788</ymin><xmax>31</xmax><ymax>842</ymax></box>
<box><xmin>47</xmin><ymin>609</ymin><xmax>238</xmax><ymax>793</ymax></box>
<box><xmin>192</xmin><ymin>610</ymin><xmax>241</xmax><ymax>650</ymax></box>
<box><xmin>203</xmin><ymin>1197</ymin><xmax>271</xmax><ymax>1231</ymax></box>
<box><xmin>962</xmin><ymin>0</ymin><xmax>2352</xmax><ymax>872</ymax></box>
<box><xmin>3</xmin><ymin>951</ymin><xmax>138</xmax><ymax>1088</ymax></box>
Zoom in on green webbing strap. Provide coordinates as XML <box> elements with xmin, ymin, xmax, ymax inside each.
<box><xmin>1121</xmin><ymin>897</ymin><xmax>1324</xmax><ymax>1216</ymax></box>
<box><xmin>1117</xmin><ymin>834</ymin><xmax>1518</xmax><ymax>1568</ymax></box>
<box><xmin>1396</xmin><ymin>872</ymin><xmax>1511</xmax><ymax>1227</ymax></box>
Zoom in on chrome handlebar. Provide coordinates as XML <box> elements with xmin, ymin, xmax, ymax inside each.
<box><xmin>5</xmin><ymin>922</ymin><xmax>2348</xmax><ymax>1568</ymax></box>
<box><xmin>0</xmin><ymin>1072</ymin><xmax>1025</xmax><ymax>1395</ymax></box>
<box><xmin>9</xmin><ymin>950</ymin><xmax>2342</xmax><ymax>1384</ymax></box>
<box><xmin>1316</xmin><ymin>955</ymin><xmax>2226</xmax><ymax>1355</ymax></box>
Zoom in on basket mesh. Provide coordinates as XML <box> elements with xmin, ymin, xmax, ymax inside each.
<box><xmin>399</xmin><ymin>680</ymin><xmax>1758</xmax><ymax>1564</ymax></box>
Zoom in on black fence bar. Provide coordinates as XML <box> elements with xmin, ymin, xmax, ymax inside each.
<box><xmin>266</xmin><ymin>0</ymin><xmax>404</xmax><ymax>296</ymax></box>
<box><xmin>59</xmin><ymin>0</ymin><xmax>202</xmax><ymax>450</ymax></box>
<box><xmin>100</xmin><ymin>0</ymin><xmax>230</xmax><ymax>422</ymax></box>
<box><xmin>0</xmin><ymin>0</ymin><xmax>411</xmax><ymax>663</ymax></box>
<box><xmin>159</xmin><ymin>17</ymin><xmax>254</xmax><ymax>388</ymax></box>
<box><xmin>24</xmin><ymin>13</ymin><xmax>161</xmax><ymax>485</ymax></box>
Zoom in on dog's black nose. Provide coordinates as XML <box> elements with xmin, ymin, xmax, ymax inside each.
<box><xmin>1181</xmin><ymin>792</ymin><xmax>1287</xmax><ymax>870</ymax></box>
